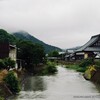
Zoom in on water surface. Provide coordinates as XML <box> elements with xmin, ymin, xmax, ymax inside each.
<box><xmin>9</xmin><ymin>66</ymin><xmax>100</xmax><ymax>100</ymax></box>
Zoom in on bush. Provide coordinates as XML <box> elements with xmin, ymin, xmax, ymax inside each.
<box><xmin>3</xmin><ymin>71</ymin><xmax>20</xmax><ymax>94</ymax></box>
<box><xmin>4</xmin><ymin>58</ymin><xmax>15</xmax><ymax>70</ymax></box>
<box><xmin>0</xmin><ymin>97</ymin><xmax>4</xmax><ymax>100</ymax></box>
<box><xmin>0</xmin><ymin>59</ymin><xmax>5</xmax><ymax>70</ymax></box>
<box><xmin>79</xmin><ymin>58</ymin><xmax>94</xmax><ymax>68</ymax></box>
<box><xmin>42</xmin><ymin>61</ymin><xmax>57</xmax><ymax>75</ymax></box>
<box><xmin>0</xmin><ymin>58</ymin><xmax>15</xmax><ymax>70</ymax></box>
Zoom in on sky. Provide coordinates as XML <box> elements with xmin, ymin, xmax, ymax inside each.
<box><xmin>0</xmin><ymin>0</ymin><xmax>100</xmax><ymax>49</ymax></box>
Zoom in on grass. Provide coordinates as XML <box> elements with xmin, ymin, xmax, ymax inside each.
<box><xmin>66</xmin><ymin>64</ymin><xmax>86</xmax><ymax>72</ymax></box>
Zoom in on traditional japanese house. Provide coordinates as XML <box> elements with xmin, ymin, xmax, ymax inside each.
<box><xmin>75</xmin><ymin>34</ymin><xmax>100</xmax><ymax>59</ymax></box>
<box><xmin>65</xmin><ymin>46</ymin><xmax>83</xmax><ymax>61</ymax></box>
<box><xmin>65</xmin><ymin>34</ymin><xmax>100</xmax><ymax>61</ymax></box>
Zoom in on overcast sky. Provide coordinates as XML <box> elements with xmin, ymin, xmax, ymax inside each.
<box><xmin>0</xmin><ymin>0</ymin><xmax>100</xmax><ymax>49</ymax></box>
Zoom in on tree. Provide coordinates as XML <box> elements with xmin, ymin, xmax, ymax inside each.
<box><xmin>16</xmin><ymin>40</ymin><xmax>45</xmax><ymax>70</ymax></box>
<box><xmin>0</xmin><ymin>29</ymin><xmax>16</xmax><ymax>44</ymax></box>
<box><xmin>33</xmin><ymin>44</ymin><xmax>45</xmax><ymax>65</ymax></box>
<box><xmin>48</xmin><ymin>50</ymin><xmax>59</xmax><ymax>57</ymax></box>
<box><xmin>17</xmin><ymin>40</ymin><xmax>34</xmax><ymax>68</ymax></box>
<box><xmin>0</xmin><ymin>29</ymin><xmax>9</xmax><ymax>43</ymax></box>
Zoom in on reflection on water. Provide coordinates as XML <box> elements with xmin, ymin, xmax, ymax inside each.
<box><xmin>9</xmin><ymin>66</ymin><xmax>100</xmax><ymax>100</ymax></box>
<box><xmin>22</xmin><ymin>76</ymin><xmax>46</xmax><ymax>91</ymax></box>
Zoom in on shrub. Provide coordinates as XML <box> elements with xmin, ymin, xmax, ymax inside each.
<box><xmin>0</xmin><ymin>58</ymin><xmax>15</xmax><ymax>70</ymax></box>
<box><xmin>0</xmin><ymin>59</ymin><xmax>5</xmax><ymax>70</ymax></box>
<box><xmin>4</xmin><ymin>58</ymin><xmax>15</xmax><ymax>70</ymax></box>
<box><xmin>42</xmin><ymin>61</ymin><xmax>57</xmax><ymax>75</ymax></box>
<box><xmin>0</xmin><ymin>97</ymin><xmax>4</xmax><ymax>100</ymax></box>
<box><xmin>3</xmin><ymin>71</ymin><xmax>20</xmax><ymax>94</ymax></box>
<box><xmin>79</xmin><ymin>58</ymin><xmax>94</xmax><ymax>68</ymax></box>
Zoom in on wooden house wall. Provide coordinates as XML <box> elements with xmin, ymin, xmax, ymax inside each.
<box><xmin>0</xmin><ymin>43</ymin><xmax>9</xmax><ymax>59</ymax></box>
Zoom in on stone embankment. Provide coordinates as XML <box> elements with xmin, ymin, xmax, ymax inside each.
<box><xmin>90</xmin><ymin>68</ymin><xmax>100</xmax><ymax>84</ymax></box>
<box><xmin>84</xmin><ymin>67</ymin><xmax>100</xmax><ymax>91</ymax></box>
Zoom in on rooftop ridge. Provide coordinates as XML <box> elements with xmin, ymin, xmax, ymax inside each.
<box><xmin>91</xmin><ymin>34</ymin><xmax>100</xmax><ymax>39</ymax></box>
<box><xmin>76</xmin><ymin>34</ymin><xmax>100</xmax><ymax>52</ymax></box>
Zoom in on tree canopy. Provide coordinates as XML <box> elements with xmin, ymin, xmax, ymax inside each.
<box><xmin>48</xmin><ymin>50</ymin><xmax>59</xmax><ymax>57</ymax></box>
<box><xmin>0</xmin><ymin>29</ymin><xmax>17</xmax><ymax>44</ymax></box>
<box><xmin>16</xmin><ymin>40</ymin><xmax>45</xmax><ymax>69</ymax></box>
<box><xmin>0</xmin><ymin>29</ymin><xmax>45</xmax><ymax>71</ymax></box>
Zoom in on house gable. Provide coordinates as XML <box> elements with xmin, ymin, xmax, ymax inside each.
<box><xmin>76</xmin><ymin>34</ymin><xmax>100</xmax><ymax>52</ymax></box>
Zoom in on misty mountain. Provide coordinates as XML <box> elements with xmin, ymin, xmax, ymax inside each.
<box><xmin>13</xmin><ymin>31</ymin><xmax>62</xmax><ymax>53</ymax></box>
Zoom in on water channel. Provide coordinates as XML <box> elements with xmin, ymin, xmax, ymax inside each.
<box><xmin>9</xmin><ymin>66</ymin><xmax>100</xmax><ymax>100</ymax></box>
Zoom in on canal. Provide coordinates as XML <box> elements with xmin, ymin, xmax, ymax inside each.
<box><xmin>9</xmin><ymin>66</ymin><xmax>100</xmax><ymax>100</ymax></box>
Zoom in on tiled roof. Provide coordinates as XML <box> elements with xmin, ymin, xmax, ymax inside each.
<box><xmin>76</xmin><ymin>34</ymin><xmax>100</xmax><ymax>52</ymax></box>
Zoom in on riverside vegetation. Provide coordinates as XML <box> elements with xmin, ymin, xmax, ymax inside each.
<box><xmin>0</xmin><ymin>58</ymin><xmax>20</xmax><ymax>100</ymax></box>
<box><xmin>42</xmin><ymin>61</ymin><xmax>57</xmax><ymax>75</ymax></box>
<box><xmin>0</xmin><ymin>61</ymin><xmax>57</xmax><ymax>100</ymax></box>
<box><xmin>0</xmin><ymin>29</ymin><xmax>100</xmax><ymax>98</ymax></box>
<box><xmin>65</xmin><ymin>58</ymin><xmax>100</xmax><ymax>91</ymax></box>
<box><xmin>0</xmin><ymin>29</ymin><xmax>56</xmax><ymax>99</ymax></box>
<box><xmin>65</xmin><ymin>58</ymin><xmax>100</xmax><ymax>73</ymax></box>
<box><xmin>3</xmin><ymin>71</ymin><xmax>21</xmax><ymax>94</ymax></box>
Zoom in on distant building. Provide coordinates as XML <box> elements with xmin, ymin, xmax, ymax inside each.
<box><xmin>47</xmin><ymin>57</ymin><xmax>59</xmax><ymax>60</ymax></box>
<box><xmin>65</xmin><ymin>52</ymin><xmax>84</xmax><ymax>61</ymax></box>
<box><xmin>58</xmin><ymin>51</ymin><xmax>66</xmax><ymax>60</ymax></box>
<box><xmin>65</xmin><ymin>34</ymin><xmax>100</xmax><ymax>61</ymax></box>
<box><xmin>9</xmin><ymin>45</ymin><xmax>17</xmax><ymax>61</ymax></box>
<box><xmin>65</xmin><ymin>47</ymin><xmax>82</xmax><ymax>61</ymax></box>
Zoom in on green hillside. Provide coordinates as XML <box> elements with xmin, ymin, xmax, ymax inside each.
<box><xmin>0</xmin><ymin>29</ymin><xmax>61</xmax><ymax>53</ymax></box>
<box><xmin>0</xmin><ymin>29</ymin><xmax>16</xmax><ymax>44</ymax></box>
<box><xmin>13</xmin><ymin>31</ymin><xmax>62</xmax><ymax>53</ymax></box>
